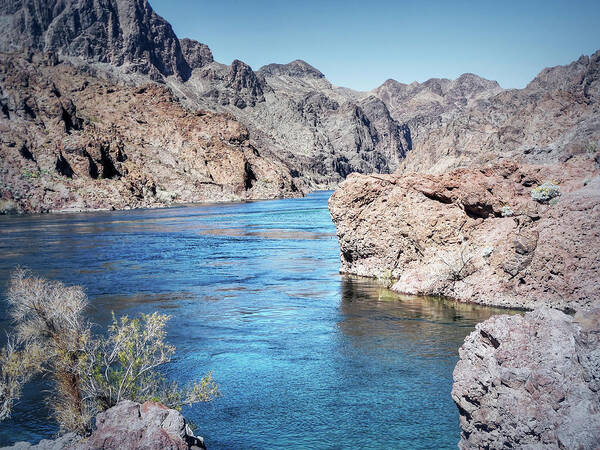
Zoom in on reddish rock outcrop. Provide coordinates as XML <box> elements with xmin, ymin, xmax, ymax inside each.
<box><xmin>329</xmin><ymin>159</ymin><xmax>600</xmax><ymax>310</ymax></box>
<box><xmin>0</xmin><ymin>51</ymin><xmax>302</xmax><ymax>214</ymax></box>
<box><xmin>452</xmin><ymin>307</ymin><xmax>600</xmax><ymax>448</ymax></box>
<box><xmin>3</xmin><ymin>400</ymin><xmax>205</xmax><ymax>449</ymax></box>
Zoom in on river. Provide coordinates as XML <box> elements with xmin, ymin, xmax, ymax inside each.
<box><xmin>0</xmin><ymin>191</ymin><xmax>508</xmax><ymax>448</ymax></box>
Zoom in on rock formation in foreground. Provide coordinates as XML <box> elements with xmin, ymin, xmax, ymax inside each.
<box><xmin>329</xmin><ymin>159</ymin><xmax>600</xmax><ymax>310</ymax></box>
<box><xmin>452</xmin><ymin>307</ymin><xmax>600</xmax><ymax>448</ymax></box>
<box><xmin>0</xmin><ymin>51</ymin><xmax>301</xmax><ymax>214</ymax></box>
<box><xmin>3</xmin><ymin>400</ymin><xmax>205</xmax><ymax>449</ymax></box>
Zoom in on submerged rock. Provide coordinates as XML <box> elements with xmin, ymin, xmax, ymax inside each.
<box><xmin>452</xmin><ymin>307</ymin><xmax>600</xmax><ymax>449</ymax></box>
<box><xmin>2</xmin><ymin>400</ymin><xmax>205</xmax><ymax>450</ymax></box>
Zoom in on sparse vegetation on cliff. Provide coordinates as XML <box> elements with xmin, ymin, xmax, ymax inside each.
<box><xmin>530</xmin><ymin>181</ymin><xmax>561</xmax><ymax>203</ymax></box>
<box><xmin>0</xmin><ymin>269</ymin><xmax>219</xmax><ymax>435</ymax></box>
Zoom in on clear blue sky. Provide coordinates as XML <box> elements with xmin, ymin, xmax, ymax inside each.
<box><xmin>149</xmin><ymin>0</ymin><xmax>599</xmax><ymax>91</ymax></box>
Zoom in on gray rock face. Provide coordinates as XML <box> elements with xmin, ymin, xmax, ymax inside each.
<box><xmin>179</xmin><ymin>38</ymin><xmax>213</xmax><ymax>70</ymax></box>
<box><xmin>2</xmin><ymin>400</ymin><xmax>205</xmax><ymax>449</ymax></box>
<box><xmin>452</xmin><ymin>307</ymin><xmax>600</xmax><ymax>449</ymax></box>
<box><xmin>224</xmin><ymin>59</ymin><xmax>266</xmax><ymax>108</ymax></box>
<box><xmin>0</xmin><ymin>0</ymin><xmax>194</xmax><ymax>81</ymax></box>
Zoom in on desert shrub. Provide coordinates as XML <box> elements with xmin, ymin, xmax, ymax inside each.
<box><xmin>500</xmin><ymin>205</ymin><xmax>514</xmax><ymax>217</ymax></box>
<box><xmin>530</xmin><ymin>181</ymin><xmax>560</xmax><ymax>203</ymax></box>
<box><xmin>4</xmin><ymin>268</ymin><xmax>92</xmax><ymax>433</ymax></box>
<box><xmin>0</xmin><ymin>269</ymin><xmax>219</xmax><ymax>434</ymax></box>
<box><xmin>0</xmin><ymin>336</ymin><xmax>45</xmax><ymax>421</ymax></box>
<box><xmin>83</xmin><ymin>312</ymin><xmax>218</xmax><ymax>413</ymax></box>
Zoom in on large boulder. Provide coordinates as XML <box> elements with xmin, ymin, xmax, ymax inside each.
<box><xmin>328</xmin><ymin>159</ymin><xmax>600</xmax><ymax>310</ymax></box>
<box><xmin>3</xmin><ymin>401</ymin><xmax>205</xmax><ymax>450</ymax></box>
<box><xmin>452</xmin><ymin>307</ymin><xmax>600</xmax><ymax>449</ymax></box>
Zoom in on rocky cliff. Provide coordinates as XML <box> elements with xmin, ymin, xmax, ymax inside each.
<box><xmin>329</xmin><ymin>159</ymin><xmax>600</xmax><ymax>310</ymax></box>
<box><xmin>452</xmin><ymin>307</ymin><xmax>600</xmax><ymax>448</ymax></box>
<box><xmin>3</xmin><ymin>400</ymin><xmax>206</xmax><ymax>449</ymax></box>
<box><xmin>0</xmin><ymin>0</ymin><xmax>196</xmax><ymax>81</ymax></box>
<box><xmin>0</xmin><ymin>50</ymin><xmax>300</xmax><ymax>214</ymax></box>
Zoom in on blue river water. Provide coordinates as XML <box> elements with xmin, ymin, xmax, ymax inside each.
<box><xmin>0</xmin><ymin>191</ymin><xmax>507</xmax><ymax>448</ymax></box>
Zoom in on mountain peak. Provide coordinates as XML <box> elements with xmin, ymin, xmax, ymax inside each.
<box><xmin>526</xmin><ymin>49</ymin><xmax>599</xmax><ymax>94</ymax></box>
<box><xmin>0</xmin><ymin>0</ymin><xmax>192</xmax><ymax>81</ymax></box>
<box><xmin>179</xmin><ymin>38</ymin><xmax>213</xmax><ymax>69</ymax></box>
<box><xmin>257</xmin><ymin>59</ymin><xmax>324</xmax><ymax>79</ymax></box>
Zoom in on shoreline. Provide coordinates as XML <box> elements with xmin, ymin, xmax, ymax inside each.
<box><xmin>0</xmin><ymin>189</ymin><xmax>338</xmax><ymax>218</ymax></box>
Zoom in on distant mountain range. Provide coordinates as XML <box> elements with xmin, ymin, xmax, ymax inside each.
<box><xmin>1</xmin><ymin>0</ymin><xmax>598</xmax><ymax>212</ymax></box>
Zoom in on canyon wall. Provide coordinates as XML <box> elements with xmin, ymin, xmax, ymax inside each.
<box><xmin>0</xmin><ymin>51</ymin><xmax>300</xmax><ymax>214</ymax></box>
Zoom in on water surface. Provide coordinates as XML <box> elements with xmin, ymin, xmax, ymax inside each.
<box><xmin>0</xmin><ymin>191</ymin><xmax>508</xmax><ymax>448</ymax></box>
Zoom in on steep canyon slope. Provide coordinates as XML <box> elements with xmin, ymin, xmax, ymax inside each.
<box><xmin>0</xmin><ymin>51</ymin><xmax>300</xmax><ymax>214</ymax></box>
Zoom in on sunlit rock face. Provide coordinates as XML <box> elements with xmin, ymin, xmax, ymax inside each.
<box><xmin>0</xmin><ymin>51</ymin><xmax>302</xmax><ymax>214</ymax></box>
<box><xmin>452</xmin><ymin>307</ymin><xmax>600</xmax><ymax>449</ymax></box>
<box><xmin>329</xmin><ymin>160</ymin><xmax>600</xmax><ymax>311</ymax></box>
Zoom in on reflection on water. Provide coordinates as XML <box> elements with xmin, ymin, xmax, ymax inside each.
<box><xmin>0</xmin><ymin>192</ymin><xmax>512</xmax><ymax>449</ymax></box>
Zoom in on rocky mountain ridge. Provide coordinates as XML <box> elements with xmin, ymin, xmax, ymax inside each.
<box><xmin>1</xmin><ymin>0</ymin><xmax>599</xmax><ymax>211</ymax></box>
<box><xmin>171</xmin><ymin>45</ymin><xmax>600</xmax><ymax>186</ymax></box>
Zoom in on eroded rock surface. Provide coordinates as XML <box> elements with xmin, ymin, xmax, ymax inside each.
<box><xmin>3</xmin><ymin>400</ymin><xmax>205</xmax><ymax>449</ymax></box>
<box><xmin>0</xmin><ymin>0</ymin><xmax>194</xmax><ymax>81</ymax></box>
<box><xmin>0</xmin><ymin>51</ymin><xmax>301</xmax><ymax>214</ymax></box>
<box><xmin>452</xmin><ymin>307</ymin><xmax>600</xmax><ymax>449</ymax></box>
<box><xmin>329</xmin><ymin>160</ymin><xmax>600</xmax><ymax>310</ymax></box>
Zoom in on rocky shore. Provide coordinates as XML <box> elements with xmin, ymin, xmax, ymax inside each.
<box><xmin>2</xmin><ymin>401</ymin><xmax>205</xmax><ymax>450</ymax></box>
<box><xmin>453</xmin><ymin>307</ymin><xmax>600</xmax><ymax>448</ymax></box>
<box><xmin>329</xmin><ymin>159</ymin><xmax>600</xmax><ymax>311</ymax></box>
